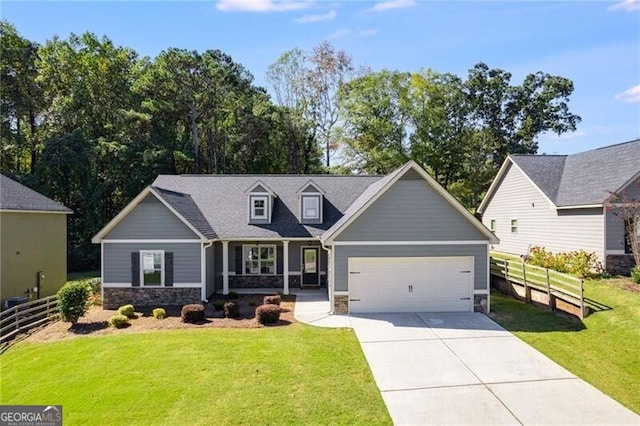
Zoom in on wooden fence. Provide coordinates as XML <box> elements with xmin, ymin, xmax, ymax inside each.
<box><xmin>490</xmin><ymin>257</ymin><xmax>586</xmax><ymax>319</ymax></box>
<box><xmin>0</xmin><ymin>295</ymin><xmax>59</xmax><ymax>345</ymax></box>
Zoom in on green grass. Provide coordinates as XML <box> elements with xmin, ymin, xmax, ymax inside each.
<box><xmin>0</xmin><ymin>326</ymin><xmax>391</xmax><ymax>425</ymax></box>
<box><xmin>67</xmin><ymin>270</ymin><xmax>100</xmax><ymax>281</ymax></box>
<box><xmin>490</xmin><ymin>277</ymin><xmax>640</xmax><ymax>413</ymax></box>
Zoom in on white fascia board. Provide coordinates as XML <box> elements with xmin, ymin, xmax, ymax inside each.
<box><xmin>606</xmin><ymin>170</ymin><xmax>640</xmax><ymax>203</ymax></box>
<box><xmin>332</xmin><ymin>240</ymin><xmax>490</xmax><ymax>246</ymax></box>
<box><xmin>556</xmin><ymin>204</ymin><xmax>603</xmax><ymax>210</ymax></box>
<box><xmin>0</xmin><ymin>209</ymin><xmax>72</xmax><ymax>214</ymax></box>
<box><xmin>478</xmin><ymin>157</ymin><xmax>512</xmax><ymax>214</ymax></box>
<box><xmin>295</xmin><ymin>179</ymin><xmax>326</xmax><ymax>195</ymax></box>
<box><xmin>244</xmin><ymin>179</ymin><xmax>277</xmax><ymax>197</ymax></box>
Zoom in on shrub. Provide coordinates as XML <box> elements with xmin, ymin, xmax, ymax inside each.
<box><xmin>256</xmin><ymin>304</ymin><xmax>281</xmax><ymax>324</ymax></box>
<box><xmin>109</xmin><ymin>314</ymin><xmax>130</xmax><ymax>328</ymax></box>
<box><xmin>227</xmin><ymin>291</ymin><xmax>239</xmax><ymax>299</ymax></box>
<box><xmin>631</xmin><ymin>266</ymin><xmax>640</xmax><ymax>284</ymax></box>
<box><xmin>212</xmin><ymin>301</ymin><xmax>224</xmax><ymax>311</ymax></box>
<box><xmin>263</xmin><ymin>295</ymin><xmax>281</xmax><ymax>306</ymax></box>
<box><xmin>525</xmin><ymin>246</ymin><xmax>602</xmax><ymax>278</ymax></box>
<box><xmin>181</xmin><ymin>304</ymin><xmax>205</xmax><ymax>323</ymax></box>
<box><xmin>249</xmin><ymin>301</ymin><xmax>256</xmax><ymax>307</ymax></box>
<box><xmin>152</xmin><ymin>308</ymin><xmax>166</xmax><ymax>319</ymax></box>
<box><xmin>57</xmin><ymin>282</ymin><xmax>92</xmax><ymax>324</ymax></box>
<box><xmin>224</xmin><ymin>301</ymin><xmax>240</xmax><ymax>319</ymax></box>
<box><xmin>117</xmin><ymin>304</ymin><xmax>135</xmax><ymax>318</ymax></box>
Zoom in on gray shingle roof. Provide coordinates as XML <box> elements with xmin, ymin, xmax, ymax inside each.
<box><xmin>510</xmin><ymin>139</ymin><xmax>640</xmax><ymax>207</ymax></box>
<box><xmin>152</xmin><ymin>174</ymin><xmax>382</xmax><ymax>239</ymax></box>
<box><xmin>152</xmin><ymin>187</ymin><xmax>217</xmax><ymax>239</ymax></box>
<box><xmin>0</xmin><ymin>174</ymin><xmax>72</xmax><ymax>213</ymax></box>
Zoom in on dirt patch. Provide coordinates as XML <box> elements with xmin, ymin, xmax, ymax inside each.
<box><xmin>26</xmin><ymin>294</ymin><xmax>296</xmax><ymax>343</ymax></box>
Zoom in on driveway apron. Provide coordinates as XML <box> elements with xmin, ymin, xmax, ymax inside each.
<box><xmin>351</xmin><ymin>312</ymin><xmax>639</xmax><ymax>425</ymax></box>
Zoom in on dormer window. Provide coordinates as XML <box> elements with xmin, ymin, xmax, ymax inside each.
<box><xmin>302</xmin><ymin>196</ymin><xmax>320</xmax><ymax>220</ymax></box>
<box><xmin>297</xmin><ymin>180</ymin><xmax>325</xmax><ymax>224</ymax></box>
<box><xmin>245</xmin><ymin>181</ymin><xmax>276</xmax><ymax>224</ymax></box>
<box><xmin>251</xmin><ymin>196</ymin><xmax>268</xmax><ymax>220</ymax></box>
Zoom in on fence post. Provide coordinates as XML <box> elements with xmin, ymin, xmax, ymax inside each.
<box><xmin>522</xmin><ymin>261</ymin><xmax>530</xmax><ymax>303</ymax></box>
<box><xmin>580</xmin><ymin>280</ymin><xmax>585</xmax><ymax>319</ymax></box>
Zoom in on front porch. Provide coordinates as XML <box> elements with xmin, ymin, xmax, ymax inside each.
<box><xmin>212</xmin><ymin>240</ymin><xmax>328</xmax><ymax>296</ymax></box>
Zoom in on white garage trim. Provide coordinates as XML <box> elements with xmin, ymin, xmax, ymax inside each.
<box><xmin>348</xmin><ymin>256</ymin><xmax>474</xmax><ymax>314</ymax></box>
<box><xmin>334</xmin><ymin>240</ymin><xmax>488</xmax><ymax>246</ymax></box>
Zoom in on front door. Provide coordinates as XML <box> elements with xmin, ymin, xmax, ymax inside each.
<box><xmin>302</xmin><ymin>247</ymin><xmax>319</xmax><ymax>286</ymax></box>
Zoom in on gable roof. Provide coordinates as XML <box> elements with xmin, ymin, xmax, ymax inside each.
<box><xmin>0</xmin><ymin>174</ymin><xmax>72</xmax><ymax>213</ymax></box>
<box><xmin>479</xmin><ymin>139</ymin><xmax>640</xmax><ymax>212</ymax></box>
<box><xmin>321</xmin><ymin>161</ymin><xmax>498</xmax><ymax>244</ymax></box>
<box><xmin>152</xmin><ymin>174</ymin><xmax>382</xmax><ymax>239</ymax></box>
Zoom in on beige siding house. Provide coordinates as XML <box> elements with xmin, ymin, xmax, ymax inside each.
<box><xmin>0</xmin><ymin>175</ymin><xmax>72</xmax><ymax>308</ymax></box>
<box><xmin>479</xmin><ymin>139</ymin><xmax>640</xmax><ymax>275</ymax></box>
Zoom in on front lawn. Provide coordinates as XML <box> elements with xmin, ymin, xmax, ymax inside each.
<box><xmin>489</xmin><ymin>277</ymin><xmax>640</xmax><ymax>414</ymax></box>
<box><xmin>1</xmin><ymin>327</ymin><xmax>391</xmax><ymax>425</ymax></box>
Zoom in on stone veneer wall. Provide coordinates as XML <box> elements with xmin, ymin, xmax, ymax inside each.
<box><xmin>103</xmin><ymin>287</ymin><xmax>201</xmax><ymax>309</ymax></box>
<box><xmin>228</xmin><ymin>275</ymin><xmax>326</xmax><ymax>288</ymax></box>
<box><xmin>474</xmin><ymin>294</ymin><xmax>488</xmax><ymax>313</ymax></box>
<box><xmin>333</xmin><ymin>295</ymin><xmax>348</xmax><ymax>314</ymax></box>
<box><xmin>606</xmin><ymin>254</ymin><xmax>636</xmax><ymax>276</ymax></box>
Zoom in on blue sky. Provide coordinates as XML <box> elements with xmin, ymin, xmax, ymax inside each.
<box><xmin>3</xmin><ymin>0</ymin><xmax>639</xmax><ymax>155</ymax></box>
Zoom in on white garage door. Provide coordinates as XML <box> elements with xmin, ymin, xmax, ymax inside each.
<box><xmin>349</xmin><ymin>256</ymin><xmax>474</xmax><ymax>313</ymax></box>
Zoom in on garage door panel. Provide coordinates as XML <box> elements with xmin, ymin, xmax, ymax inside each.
<box><xmin>349</xmin><ymin>257</ymin><xmax>473</xmax><ymax>313</ymax></box>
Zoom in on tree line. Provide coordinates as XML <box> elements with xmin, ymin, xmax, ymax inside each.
<box><xmin>0</xmin><ymin>21</ymin><xmax>581</xmax><ymax>271</ymax></box>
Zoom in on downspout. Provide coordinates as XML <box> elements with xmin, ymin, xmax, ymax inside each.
<box><xmin>317</xmin><ymin>237</ymin><xmax>333</xmax><ymax>313</ymax></box>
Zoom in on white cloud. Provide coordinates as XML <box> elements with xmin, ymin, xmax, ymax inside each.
<box><xmin>216</xmin><ymin>0</ymin><xmax>310</xmax><ymax>12</ymax></box>
<box><xmin>608</xmin><ymin>0</ymin><xmax>640</xmax><ymax>11</ymax></box>
<box><xmin>294</xmin><ymin>9</ymin><xmax>336</xmax><ymax>23</ymax></box>
<box><xmin>358</xmin><ymin>29</ymin><xmax>378</xmax><ymax>37</ymax></box>
<box><xmin>329</xmin><ymin>29</ymin><xmax>350</xmax><ymax>39</ymax></box>
<box><xmin>615</xmin><ymin>85</ymin><xmax>640</xmax><ymax>102</ymax></box>
<box><xmin>367</xmin><ymin>0</ymin><xmax>415</xmax><ymax>12</ymax></box>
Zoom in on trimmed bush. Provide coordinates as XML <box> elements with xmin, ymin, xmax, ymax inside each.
<box><xmin>631</xmin><ymin>266</ymin><xmax>640</xmax><ymax>284</ymax></box>
<box><xmin>526</xmin><ymin>246</ymin><xmax>603</xmax><ymax>278</ymax></box>
<box><xmin>224</xmin><ymin>301</ymin><xmax>240</xmax><ymax>319</ymax></box>
<box><xmin>57</xmin><ymin>282</ymin><xmax>92</xmax><ymax>324</ymax></box>
<box><xmin>256</xmin><ymin>304</ymin><xmax>281</xmax><ymax>324</ymax></box>
<box><xmin>117</xmin><ymin>304</ymin><xmax>135</xmax><ymax>318</ymax></box>
<box><xmin>212</xmin><ymin>301</ymin><xmax>224</xmax><ymax>311</ymax></box>
<box><xmin>152</xmin><ymin>308</ymin><xmax>166</xmax><ymax>319</ymax></box>
<box><xmin>263</xmin><ymin>295</ymin><xmax>281</xmax><ymax>306</ymax></box>
<box><xmin>181</xmin><ymin>304</ymin><xmax>205</xmax><ymax>323</ymax></box>
<box><xmin>109</xmin><ymin>314</ymin><xmax>130</xmax><ymax>328</ymax></box>
<box><xmin>227</xmin><ymin>291</ymin><xmax>239</xmax><ymax>299</ymax></box>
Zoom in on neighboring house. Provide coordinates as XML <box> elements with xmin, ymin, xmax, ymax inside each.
<box><xmin>0</xmin><ymin>175</ymin><xmax>72</xmax><ymax>308</ymax></box>
<box><xmin>92</xmin><ymin>161</ymin><xmax>497</xmax><ymax>314</ymax></box>
<box><xmin>479</xmin><ymin>139</ymin><xmax>640</xmax><ymax>275</ymax></box>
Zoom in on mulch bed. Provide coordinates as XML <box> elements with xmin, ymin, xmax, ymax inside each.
<box><xmin>25</xmin><ymin>294</ymin><xmax>296</xmax><ymax>343</ymax></box>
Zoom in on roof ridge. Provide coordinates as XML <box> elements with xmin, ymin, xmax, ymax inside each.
<box><xmin>158</xmin><ymin>174</ymin><xmax>385</xmax><ymax>178</ymax></box>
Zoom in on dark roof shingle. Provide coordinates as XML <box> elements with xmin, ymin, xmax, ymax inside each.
<box><xmin>0</xmin><ymin>175</ymin><xmax>72</xmax><ymax>213</ymax></box>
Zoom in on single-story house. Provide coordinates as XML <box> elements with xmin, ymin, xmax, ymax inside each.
<box><xmin>0</xmin><ymin>174</ymin><xmax>72</xmax><ymax>308</ymax></box>
<box><xmin>478</xmin><ymin>139</ymin><xmax>640</xmax><ymax>275</ymax></box>
<box><xmin>92</xmin><ymin>161</ymin><xmax>498</xmax><ymax>314</ymax></box>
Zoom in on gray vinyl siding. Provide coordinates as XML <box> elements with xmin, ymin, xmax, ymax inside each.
<box><xmin>482</xmin><ymin>164</ymin><xmax>605</xmax><ymax>260</ymax></box>
<box><xmin>105</xmin><ymin>194</ymin><xmax>199</xmax><ymax>239</ymax></box>
<box><xmin>336</xmin><ymin>180</ymin><xmax>486</xmax><ymax>242</ymax></box>
<box><xmin>606</xmin><ymin>209</ymin><xmax>627</xmax><ymax>251</ymax></box>
<box><xmin>333</xmin><ymin>244</ymin><xmax>488</xmax><ymax>291</ymax></box>
<box><xmin>225</xmin><ymin>241</ymin><xmax>327</xmax><ymax>275</ymax></box>
<box><xmin>103</xmin><ymin>243</ymin><xmax>201</xmax><ymax>284</ymax></box>
<box><xmin>206</xmin><ymin>244</ymin><xmax>215</xmax><ymax>297</ymax></box>
<box><xmin>288</xmin><ymin>241</ymin><xmax>328</xmax><ymax>272</ymax></box>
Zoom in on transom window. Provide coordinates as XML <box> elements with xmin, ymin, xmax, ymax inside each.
<box><xmin>251</xmin><ymin>196</ymin><xmax>268</xmax><ymax>220</ymax></box>
<box><xmin>302</xmin><ymin>196</ymin><xmax>320</xmax><ymax>220</ymax></box>
<box><xmin>243</xmin><ymin>245</ymin><xmax>276</xmax><ymax>275</ymax></box>
<box><xmin>141</xmin><ymin>250</ymin><xmax>163</xmax><ymax>286</ymax></box>
<box><xmin>510</xmin><ymin>219</ymin><xmax>518</xmax><ymax>233</ymax></box>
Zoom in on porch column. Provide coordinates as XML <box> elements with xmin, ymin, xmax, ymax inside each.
<box><xmin>222</xmin><ymin>240</ymin><xmax>229</xmax><ymax>295</ymax></box>
<box><xmin>283</xmin><ymin>240</ymin><xmax>289</xmax><ymax>295</ymax></box>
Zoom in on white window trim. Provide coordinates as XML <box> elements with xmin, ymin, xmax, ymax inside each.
<box><xmin>510</xmin><ymin>219</ymin><xmax>518</xmax><ymax>233</ymax></box>
<box><xmin>490</xmin><ymin>219</ymin><xmax>496</xmax><ymax>232</ymax></box>
<box><xmin>251</xmin><ymin>196</ymin><xmax>269</xmax><ymax>220</ymax></box>
<box><xmin>242</xmin><ymin>244</ymin><xmax>277</xmax><ymax>276</ymax></box>
<box><xmin>140</xmin><ymin>250</ymin><xmax>165</xmax><ymax>287</ymax></box>
<box><xmin>302</xmin><ymin>195</ymin><xmax>320</xmax><ymax>220</ymax></box>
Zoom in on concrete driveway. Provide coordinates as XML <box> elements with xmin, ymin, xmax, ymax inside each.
<box><xmin>350</xmin><ymin>312</ymin><xmax>639</xmax><ymax>425</ymax></box>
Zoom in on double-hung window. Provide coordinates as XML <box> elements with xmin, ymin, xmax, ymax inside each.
<box><xmin>140</xmin><ymin>250</ymin><xmax>164</xmax><ymax>286</ymax></box>
<box><xmin>302</xmin><ymin>196</ymin><xmax>320</xmax><ymax>220</ymax></box>
<box><xmin>244</xmin><ymin>245</ymin><xmax>276</xmax><ymax>275</ymax></box>
<box><xmin>251</xmin><ymin>196</ymin><xmax>268</xmax><ymax>220</ymax></box>
<box><xmin>510</xmin><ymin>219</ymin><xmax>518</xmax><ymax>233</ymax></box>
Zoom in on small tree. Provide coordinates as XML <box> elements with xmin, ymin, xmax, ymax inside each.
<box><xmin>57</xmin><ymin>282</ymin><xmax>91</xmax><ymax>324</ymax></box>
<box><xmin>608</xmin><ymin>184</ymin><xmax>640</xmax><ymax>272</ymax></box>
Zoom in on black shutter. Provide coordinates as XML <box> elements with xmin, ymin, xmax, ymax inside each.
<box><xmin>131</xmin><ymin>252</ymin><xmax>140</xmax><ymax>286</ymax></box>
<box><xmin>165</xmin><ymin>252</ymin><xmax>174</xmax><ymax>287</ymax></box>
<box><xmin>277</xmin><ymin>245</ymin><xmax>283</xmax><ymax>274</ymax></box>
<box><xmin>235</xmin><ymin>246</ymin><xmax>242</xmax><ymax>274</ymax></box>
